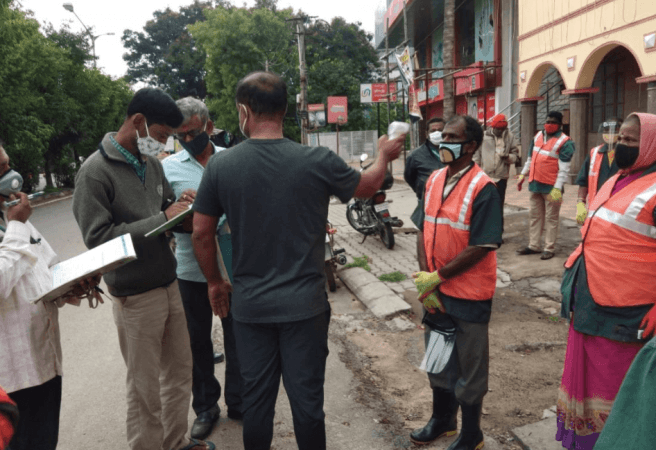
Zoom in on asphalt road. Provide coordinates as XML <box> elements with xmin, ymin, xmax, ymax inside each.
<box><xmin>30</xmin><ymin>196</ymin><xmax>397</xmax><ymax>450</ymax></box>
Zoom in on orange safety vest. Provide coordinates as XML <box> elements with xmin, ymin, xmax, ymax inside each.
<box><xmin>565</xmin><ymin>171</ymin><xmax>656</xmax><ymax>308</ymax></box>
<box><xmin>587</xmin><ymin>145</ymin><xmax>605</xmax><ymax>202</ymax></box>
<box><xmin>423</xmin><ymin>164</ymin><xmax>497</xmax><ymax>301</ymax></box>
<box><xmin>529</xmin><ymin>131</ymin><xmax>571</xmax><ymax>185</ymax></box>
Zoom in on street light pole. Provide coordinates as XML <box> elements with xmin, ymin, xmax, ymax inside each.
<box><xmin>63</xmin><ymin>3</ymin><xmax>114</xmax><ymax>69</ymax></box>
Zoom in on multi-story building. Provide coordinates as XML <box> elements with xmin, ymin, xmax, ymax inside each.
<box><xmin>375</xmin><ymin>0</ymin><xmax>520</xmax><ymax>142</ymax></box>
<box><xmin>517</xmin><ymin>0</ymin><xmax>656</xmax><ymax>175</ymax></box>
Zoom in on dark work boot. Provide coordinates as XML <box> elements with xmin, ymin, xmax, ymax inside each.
<box><xmin>446</xmin><ymin>403</ymin><xmax>484</xmax><ymax>450</ymax></box>
<box><xmin>410</xmin><ymin>388</ymin><xmax>458</xmax><ymax>445</ymax></box>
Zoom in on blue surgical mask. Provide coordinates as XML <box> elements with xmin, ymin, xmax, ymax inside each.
<box><xmin>438</xmin><ymin>141</ymin><xmax>470</xmax><ymax>164</ymax></box>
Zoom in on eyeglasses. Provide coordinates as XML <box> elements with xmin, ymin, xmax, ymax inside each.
<box><xmin>174</xmin><ymin>122</ymin><xmax>207</xmax><ymax>141</ymax></box>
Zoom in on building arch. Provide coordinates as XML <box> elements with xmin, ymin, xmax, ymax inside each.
<box><xmin>576</xmin><ymin>41</ymin><xmax>644</xmax><ymax>90</ymax></box>
<box><xmin>524</xmin><ymin>61</ymin><xmax>567</xmax><ymax>98</ymax></box>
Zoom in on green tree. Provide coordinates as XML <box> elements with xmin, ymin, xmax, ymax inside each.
<box><xmin>304</xmin><ymin>18</ymin><xmax>379</xmax><ymax>133</ymax></box>
<box><xmin>122</xmin><ymin>1</ymin><xmax>227</xmax><ymax>98</ymax></box>
<box><xmin>0</xmin><ymin>1</ymin><xmax>132</xmax><ymax>191</ymax></box>
<box><xmin>190</xmin><ymin>5</ymin><xmax>299</xmax><ymax>138</ymax></box>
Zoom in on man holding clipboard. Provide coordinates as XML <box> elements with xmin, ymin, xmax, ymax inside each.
<box><xmin>73</xmin><ymin>89</ymin><xmax>214</xmax><ymax>450</ymax></box>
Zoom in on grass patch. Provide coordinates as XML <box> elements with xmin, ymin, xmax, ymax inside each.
<box><xmin>42</xmin><ymin>186</ymin><xmax>62</xmax><ymax>194</ymax></box>
<box><xmin>378</xmin><ymin>271</ymin><xmax>407</xmax><ymax>282</ymax></box>
<box><xmin>344</xmin><ymin>255</ymin><xmax>371</xmax><ymax>272</ymax></box>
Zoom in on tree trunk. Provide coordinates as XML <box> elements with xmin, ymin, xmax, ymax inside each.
<box><xmin>43</xmin><ymin>156</ymin><xmax>54</xmax><ymax>189</ymax></box>
<box><xmin>443</xmin><ymin>0</ymin><xmax>456</xmax><ymax>120</ymax></box>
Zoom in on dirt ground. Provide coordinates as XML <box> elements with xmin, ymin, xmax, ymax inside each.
<box><xmin>332</xmin><ymin>285</ymin><xmax>569</xmax><ymax>449</ymax></box>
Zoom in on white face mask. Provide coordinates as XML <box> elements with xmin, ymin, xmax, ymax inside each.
<box><xmin>429</xmin><ymin>131</ymin><xmax>443</xmax><ymax>146</ymax></box>
<box><xmin>238</xmin><ymin>104</ymin><xmax>249</xmax><ymax>138</ymax></box>
<box><xmin>136</xmin><ymin>124</ymin><xmax>166</xmax><ymax>157</ymax></box>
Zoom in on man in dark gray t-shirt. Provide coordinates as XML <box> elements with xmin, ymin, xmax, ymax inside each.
<box><xmin>192</xmin><ymin>72</ymin><xmax>405</xmax><ymax>450</ymax></box>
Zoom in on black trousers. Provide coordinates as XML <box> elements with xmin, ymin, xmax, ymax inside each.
<box><xmin>178</xmin><ymin>279</ymin><xmax>242</xmax><ymax>415</ymax></box>
<box><xmin>496</xmin><ymin>178</ymin><xmax>508</xmax><ymax>234</ymax></box>
<box><xmin>8</xmin><ymin>375</ymin><xmax>62</xmax><ymax>450</ymax></box>
<box><xmin>426</xmin><ymin>316</ymin><xmax>489</xmax><ymax>406</ymax></box>
<box><xmin>233</xmin><ymin>308</ymin><xmax>331</xmax><ymax>450</ymax></box>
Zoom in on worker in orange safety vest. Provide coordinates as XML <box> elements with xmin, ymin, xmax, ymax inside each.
<box><xmin>574</xmin><ymin>118</ymin><xmax>623</xmax><ymax>225</ymax></box>
<box><xmin>411</xmin><ymin>115</ymin><xmax>503</xmax><ymax>450</ymax></box>
<box><xmin>516</xmin><ymin>111</ymin><xmax>576</xmax><ymax>260</ymax></box>
<box><xmin>556</xmin><ymin>112</ymin><xmax>656</xmax><ymax>449</ymax></box>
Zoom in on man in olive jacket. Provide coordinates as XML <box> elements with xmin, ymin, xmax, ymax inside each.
<box><xmin>473</xmin><ymin>114</ymin><xmax>519</xmax><ymax>232</ymax></box>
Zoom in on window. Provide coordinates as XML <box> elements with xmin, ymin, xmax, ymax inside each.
<box><xmin>589</xmin><ymin>61</ymin><xmax>625</xmax><ymax>131</ymax></box>
<box><xmin>456</xmin><ymin>0</ymin><xmax>476</xmax><ymax>67</ymax></box>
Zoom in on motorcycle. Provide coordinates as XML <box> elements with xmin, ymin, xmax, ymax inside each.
<box><xmin>346</xmin><ymin>154</ymin><xmax>403</xmax><ymax>249</ymax></box>
<box><xmin>325</xmin><ymin>221</ymin><xmax>347</xmax><ymax>292</ymax></box>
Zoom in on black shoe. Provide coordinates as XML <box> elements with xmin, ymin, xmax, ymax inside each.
<box><xmin>227</xmin><ymin>409</ymin><xmax>243</xmax><ymax>420</ymax></box>
<box><xmin>516</xmin><ymin>246</ymin><xmax>541</xmax><ymax>255</ymax></box>
<box><xmin>410</xmin><ymin>388</ymin><xmax>458</xmax><ymax>445</ymax></box>
<box><xmin>446</xmin><ymin>403</ymin><xmax>484</xmax><ymax>450</ymax></box>
<box><xmin>213</xmin><ymin>352</ymin><xmax>224</xmax><ymax>364</ymax></box>
<box><xmin>540</xmin><ymin>251</ymin><xmax>555</xmax><ymax>260</ymax></box>
<box><xmin>191</xmin><ymin>405</ymin><xmax>221</xmax><ymax>440</ymax></box>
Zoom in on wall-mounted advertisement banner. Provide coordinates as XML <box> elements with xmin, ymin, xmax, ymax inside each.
<box><xmin>455</xmin><ymin>66</ymin><xmax>485</xmax><ymax>96</ymax></box>
<box><xmin>360</xmin><ymin>83</ymin><xmax>398</xmax><ymax>103</ymax></box>
<box><xmin>395</xmin><ymin>46</ymin><xmax>414</xmax><ymax>85</ymax></box>
<box><xmin>327</xmin><ymin>97</ymin><xmax>348</xmax><ymax>124</ymax></box>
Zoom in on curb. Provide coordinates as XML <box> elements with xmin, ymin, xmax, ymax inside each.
<box><xmin>31</xmin><ymin>189</ymin><xmax>74</xmax><ymax>208</ymax></box>
<box><xmin>338</xmin><ymin>267</ymin><xmax>411</xmax><ymax>319</ymax></box>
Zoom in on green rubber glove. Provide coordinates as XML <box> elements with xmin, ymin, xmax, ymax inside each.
<box><xmin>413</xmin><ymin>271</ymin><xmax>445</xmax><ymax>313</ymax></box>
<box><xmin>413</xmin><ymin>271</ymin><xmax>443</xmax><ymax>296</ymax></box>
<box><xmin>547</xmin><ymin>187</ymin><xmax>563</xmax><ymax>203</ymax></box>
<box><xmin>576</xmin><ymin>201</ymin><xmax>588</xmax><ymax>225</ymax></box>
<box><xmin>419</xmin><ymin>290</ymin><xmax>446</xmax><ymax>313</ymax></box>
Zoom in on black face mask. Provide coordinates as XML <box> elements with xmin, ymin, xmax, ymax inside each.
<box><xmin>180</xmin><ymin>132</ymin><xmax>210</xmax><ymax>157</ymax></box>
<box><xmin>615</xmin><ymin>143</ymin><xmax>640</xmax><ymax>169</ymax></box>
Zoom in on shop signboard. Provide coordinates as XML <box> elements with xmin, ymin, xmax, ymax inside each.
<box><xmin>327</xmin><ymin>97</ymin><xmax>348</xmax><ymax>124</ymax></box>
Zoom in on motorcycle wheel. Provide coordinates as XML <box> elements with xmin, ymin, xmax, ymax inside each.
<box><xmin>380</xmin><ymin>223</ymin><xmax>395</xmax><ymax>249</ymax></box>
<box><xmin>325</xmin><ymin>261</ymin><xmax>337</xmax><ymax>292</ymax></box>
<box><xmin>346</xmin><ymin>203</ymin><xmax>365</xmax><ymax>232</ymax></box>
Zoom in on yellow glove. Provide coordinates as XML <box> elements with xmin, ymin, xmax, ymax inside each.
<box><xmin>413</xmin><ymin>271</ymin><xmax>446</xmax><ymax>313</ymax></box>
<box><xmin>413</xmin><ymin>271</ymin><xmax>442</xmax><ymax>295</ymax></box>
<box><xmin>547</xmin><ymin>187</ymin><xmax>563</xmax><ymax>203</ymax></box>
<box><xmin>576</xmin><ymin>201</ymin><xmax>587</xmax><ymax>225</ymax></box>
<box><xmin>419</xmin><ymin>291</ymin><xmax>446</xmax><ymax>313</ymax></box>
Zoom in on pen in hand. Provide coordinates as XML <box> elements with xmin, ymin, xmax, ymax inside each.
<box><xmin>4</xmin><ymin>192</ymin><xmax>44</xmax><ymax>207</ymax></box>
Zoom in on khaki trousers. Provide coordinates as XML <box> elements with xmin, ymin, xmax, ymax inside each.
<box><xmin>528</xmin><ymin>191</ymin><xmax>562</xmax><ymax>253</ymax></box>
<box><xmin>111</xmin><ymin>280</ymin><xmax>193</xmax><ymax>450</ymax></box>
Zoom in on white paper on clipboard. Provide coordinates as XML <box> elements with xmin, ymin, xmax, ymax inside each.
<box><xmin>35</xmin><ymin>234</ymin><xmax>137</xmax><ymax>303</ymax></box>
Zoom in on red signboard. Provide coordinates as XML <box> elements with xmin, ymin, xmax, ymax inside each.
<box><xmin>382</xmin><ymin>0</ymin><xmax>415</xmax><ymax>32</ymax></box>
<box><xmin>371</xmin><ymin>83</ymin><xmax>397</xmax><ymax>103</ymax></box>
<box><xmin>327</xmin><ymin>97</ymin><xmax>348</xmax><ymax>124</ymax></box>
<box><xmin>486</xmin><ymin>92</ymin><xmax>496</xmax><ymax>122</ymax></box>
<box><xmin>308</xmin><ymin>104</ymin><xmax>325</xmax><ymax>112</ymax></box>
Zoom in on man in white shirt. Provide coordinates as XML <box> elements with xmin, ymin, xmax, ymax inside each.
<box><xmin>0</xmin><ymin>141</ymin><xmax>99</xmax><ymax>450</ymax></box>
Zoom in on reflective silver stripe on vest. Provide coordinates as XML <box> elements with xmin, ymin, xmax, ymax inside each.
<box><xmin>589</xmin><ymin>181</ymin><xmax>656</xmax><ymax>238</ymax></box>
<box><xmin>458</xmin><ymin>171</ymin><xmax>485</xmax><ymax>224</ymax></box>
<box><xmin>593</xmin><ymin>207</ymin><xmax>656</xmax><ymax>239</ymax></box>
<box><xmin>624</xmin><ymin>182</ymin><xmax>656</xmax><ymax>219</ymax></box>
<box><xmin>589</xmin><ymin>145</ymin><xmax>602</xmax><ymax>177</ymax></box>
<box><xmin>533</xmin><ymin>133</ymin><xmax>569</xmax><ymax>159</ymax></box>
<box><xmin>424</xmin><ymin>168</ymin><xmax>446</xmax><ymax>208</ymax></box>
<box><xmin>424</xmin><ymin>215</ymin><xmax>470</xmax><ymax>231</ymax></box>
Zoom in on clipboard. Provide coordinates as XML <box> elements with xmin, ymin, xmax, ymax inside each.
<box><xmin>145</xmin><ymin>205</ymin><xmax>193</xmax><ymax>238</ymax></box>
<box><xmin>35</xmin><ymin>234</ymin><xmax>137</xmax><ymax>303</ymax></box>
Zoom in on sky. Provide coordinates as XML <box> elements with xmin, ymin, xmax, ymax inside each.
<box><xmin>16</xmin><ymin>0</ymin><xmax>384</xmax><ymax>81</ymax></box>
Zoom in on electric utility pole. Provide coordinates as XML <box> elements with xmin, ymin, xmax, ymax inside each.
<box><xmin>288</xmin><ymin>17</ymin><xmax>309</xmax><ymax>145</ymax></box>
